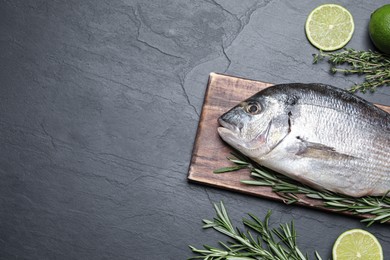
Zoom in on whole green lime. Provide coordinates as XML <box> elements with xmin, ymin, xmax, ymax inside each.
<box><xmin>369</xmin><ymin>4</ymin><xmax>390</xmax><ymax>54</ymax></box>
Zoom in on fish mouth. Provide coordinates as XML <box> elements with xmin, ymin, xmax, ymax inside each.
<box><xmin>218</xmin><ymin>118</ymin><xmax>239</xmax><ymax>132</ymax></box>
<box><xmin>217</xmin><ymin>118</ymin><xmax>240</xmax><ymax>141</ymax></box>
<box><xmin>218</xmin><ymin>117</ymin><xmax>273</xmax><ymax>153</ymax></box>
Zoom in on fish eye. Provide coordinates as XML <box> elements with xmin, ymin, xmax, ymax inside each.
<box><xmin>245</xmin><ymin>102</ymin><xmax>261</xmax><ymax>115</ymax></box>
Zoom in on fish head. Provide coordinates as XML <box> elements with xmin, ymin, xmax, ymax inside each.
<box><xmin>218</xmin><ymin>93</ymin><xmax>290</xmax><ymax>159</ymax></box>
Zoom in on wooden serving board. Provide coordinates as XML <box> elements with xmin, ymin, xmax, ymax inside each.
<box><xmin>188</xmin><ymin>73</ymin><xmax>390</xmax><ymax>216</ymax></box>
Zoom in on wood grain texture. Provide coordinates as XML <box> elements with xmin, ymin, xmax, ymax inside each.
<box><xmin>188</xmin><ymin>73</ymin><xmax>390</xmax><ymax>215</ymax></box>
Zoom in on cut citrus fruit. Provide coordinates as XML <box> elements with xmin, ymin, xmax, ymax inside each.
<box><xmin>305</xmin><ymin>4</ymin><xmax>354</xmax><ymax>51</ymax></box>
<box><xmin>332</xmin><ymin>229</ymin><xmax>383</xmax><ymax>260</ymax></box>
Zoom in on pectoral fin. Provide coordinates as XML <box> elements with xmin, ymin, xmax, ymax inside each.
<box><xmin>295</xmin><ymin>137</ymin><xmax>355</xmax><ymax>160</ymax></box>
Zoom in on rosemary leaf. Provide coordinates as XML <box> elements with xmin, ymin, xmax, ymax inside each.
<box><xmin>240</xmin><ymin>180</ymin><xmax>273</xmax><ymax>186</ymax></box>
<box><xmin>189</xmin><ymin>202</ymin><xmax>321</xmax><ymax>260</ymax></box>
<box><xmin>216</xmin><ymin>153</ymin><xmax>390</xmax><ymax>226</ymax></box>
<box><xmin>214</xmin><ymin>166</ymin><xmax>246</xmax><ymax>174</ymax></box>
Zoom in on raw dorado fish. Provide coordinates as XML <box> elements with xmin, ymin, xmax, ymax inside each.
<box><xmin>218</xmin><ymin>83</ymin><xmax>390</xmax><ymax>197</ymax></box>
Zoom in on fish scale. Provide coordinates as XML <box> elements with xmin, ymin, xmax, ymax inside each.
<box><xmin>218</xmin><ymin>83</ymin><xmax>390</xmax><ymax>197</ymax></box>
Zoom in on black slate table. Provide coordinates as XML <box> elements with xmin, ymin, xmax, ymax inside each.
<box><xmin>1</xmin><ymin>1</ymin><xmax>389</xmax><ymax>259</ymax></box>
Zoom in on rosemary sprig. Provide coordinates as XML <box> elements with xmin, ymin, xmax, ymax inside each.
<box><xmin>188</xmin><ymin>202</ymin><xmax>322</xmax><ymax>260</ymax></box>
<box><xmin>216</xmin><ymin>153</ymin><xmax>390</xmax><ymax>227</ymax></box>
<box><xmin>313</xmin><ymin>48</ymin><xmax>390</xmax><ymax>93</ymax></box>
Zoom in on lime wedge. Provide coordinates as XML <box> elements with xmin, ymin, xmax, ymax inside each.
<box><xmin>333</xmin><ymin>229</ymin><xmax>383</xmax><ymax>260</ymax></box>
<box><xmin>305</xmin><ymin>4</ymin><xmax>354</xmax><ymax>51</ymax></box>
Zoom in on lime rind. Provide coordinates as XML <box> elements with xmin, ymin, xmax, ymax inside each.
<box><xmin>305</xmin><ymin>4</ymin><xmax>354</xmax><ymax>51</ymax></box>
<box><xmin>332</xmin><ymin>229</ymin><xmax>383</xmax><ymax>260</ymax></box>
<box><xmin>369</xmin><ymin>4</ymin><xmax>390</xmax><ymax>54</ymax></box>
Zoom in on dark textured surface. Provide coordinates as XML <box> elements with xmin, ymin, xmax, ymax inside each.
<box><xmin>1</xmin><ymin>1</ymin><xmax>389</xmax><ymax>259</ymax></box>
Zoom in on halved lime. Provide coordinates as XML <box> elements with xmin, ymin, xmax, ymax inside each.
<box><xmin>305</xmin><ymin>4</ymin><xmax>354</xmax><ymax>51</ymax></box>
<box><xmin>332</xmin><ymin>229</ymin><xmax>383</xmax><ymax>260</ymax></box>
